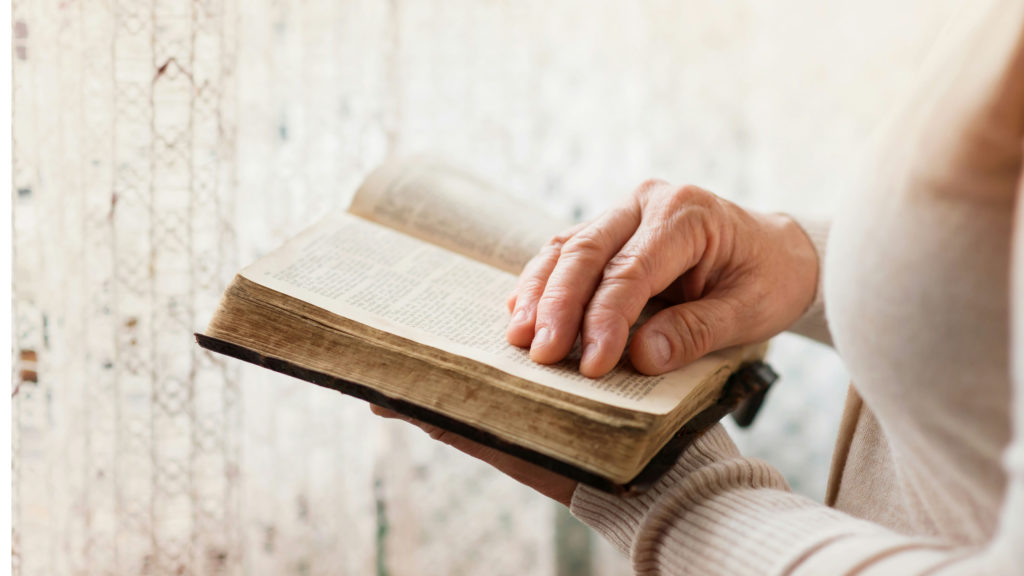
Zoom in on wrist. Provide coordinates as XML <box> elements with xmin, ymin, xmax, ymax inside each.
<box><xmin>747</xmin><ymin>210</ymin><xmax>820</xmax><ymax>329</ymax></box>
<box><xmin>782</xmin><ymin>216</ymin><xmax>832</xmax><ymax>344</ymax></box>
<box><xmin>778</xmin><ymin>213</ymin><xmax>821</xmax><ymax>318</ymax></box>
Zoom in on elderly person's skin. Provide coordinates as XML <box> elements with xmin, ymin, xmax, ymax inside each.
<box><xmin>374</xmin><ymin>179</ymin><xmax>821</xmax><ymax>506</ymax></box>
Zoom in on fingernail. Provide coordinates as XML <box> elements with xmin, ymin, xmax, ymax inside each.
<box><xmin>511</xmin><ymin>307</ymin><xmax>528</xmax><ymax>324</ymax></box>
<box><xmin>531</xmin><ymin>326</ymin><xmax>552</xmax><ymax>351</ymax></box>
<box><xmin>581</xmin><ymin>341</ymin><xmax>597</xmax><ymax>362</ymax></box>
<box><xmin>581</xmin><ymin>341</ymin><xmax>599</xmax><ymax>369</ymax></box>
<box><xmin>649</xmin><ymin>332</ymin><xmax>671</xmax><ymax>368</ymax></box>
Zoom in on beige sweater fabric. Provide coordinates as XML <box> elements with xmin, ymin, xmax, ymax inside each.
<box><xmin>570</xmin><ymin>2</ymin><xmax>1024</xmax><ymax>574</ymax></box>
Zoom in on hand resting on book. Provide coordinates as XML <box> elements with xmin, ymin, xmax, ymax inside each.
<box><xmin>506</xmin><ymin>179</ymin><xmax>819</xmax><ymax>378</ymax></box>
<box><xmin>372</xmin><ymin>178</ymin><xmax>819</xmax><ymax>505</ymax></box>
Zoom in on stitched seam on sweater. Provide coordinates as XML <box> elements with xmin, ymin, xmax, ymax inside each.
<box><xmin>917</xmin><ymin>547</ymin><xmax>979</xmax><ymax>576</ymax></box>
<box><xmin>776</xmin><ymin>532</ymin><xmax>854</xmax><ymax>576</ymax></box>
<box><xmin>846</xmin><ymin>541</ymin><xmax>958</xmax><ymax>576</ymax></box>
<box><xmin>826</xmin><ymin>384</ymin><xmax>863</xmax><ymax>506</ymax></box>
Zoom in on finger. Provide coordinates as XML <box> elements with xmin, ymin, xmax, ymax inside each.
<box><xmin>369</xmin><ymin>404</ymin><xmax>405</xmax><ymax>420</ymax></box>
<box><xmin>529</xmin><ymin>204</ymin><xmax>641</xmax><ymax>364</ymax></box>
<box><xmin>506</xmin><ymin>241</ymin><xmax>564</xmax><ymax>347</ymax></box>
<box><xmin>371</xmin><ymin>405</ymin><xmax>577</xmax><ymax>505</ymax></box>
<box><xmin>411</xmin><ymin>421</ymin><xmax>577</xmax><ymax>506</ymax></box>
<box><xmin>578</xmin><ymin>204</ymin><xmax>709</xmax><ymax>377</ymax></box>
<box><xmin>629</xmin><ymin>298</ymin><xmax>738</xmax><ymax>375</ymax></box>
<box><xmin>507</xmin><ymin>222</ymin><xmax>590</xmax><ymax>347</ymax></box>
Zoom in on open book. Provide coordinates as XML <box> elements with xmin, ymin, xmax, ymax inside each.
<box><xmin>196</xmin><ymin>158</ymin><xmax>775</xmax><ymax>493</ymax></box>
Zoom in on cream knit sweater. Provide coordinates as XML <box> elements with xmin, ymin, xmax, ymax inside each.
<box><xmin>570</xmin><ymin>3</ymin><xmax>1024</xmax><ymax>574</ymax></box>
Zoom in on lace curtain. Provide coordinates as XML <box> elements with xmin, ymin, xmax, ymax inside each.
<box><xmin>12</xmin><ymin>1</ymin><xmax>956</xmax><ymax>574</ymax></box>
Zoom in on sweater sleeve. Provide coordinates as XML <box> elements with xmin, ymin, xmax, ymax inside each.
<box><xmin>571</xmin><ymin>393</ymin><xmax>1024</xmax><ymax>574</ymax></box>
<box><xmin>784</xmin><ymin>217</ymin><xmax>832</xmax><ymax>347</ymax></box>
<box><xmin>568</xmin><ymin>2</ymin><xmax>1024</xmax><ymax>570</ymax></box>
<box><xmin>567</xmin><ymin>185</ymin><xmax>1024</xmax><ymax>576</ymax></box>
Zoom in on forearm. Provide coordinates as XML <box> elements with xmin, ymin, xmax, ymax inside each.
<box><xmin>570</xmin><ymin>424</ymin><xmax>1015</xmax><ymax>575</ymax></box>
<box><xmin>571</xmin><ymin>426</ymin><xmax>868</xmax><ymax>574</ymax></box>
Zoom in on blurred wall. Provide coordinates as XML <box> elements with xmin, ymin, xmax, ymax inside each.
<box><xmin>12</xmin><ymin>1</ymin><xmax>959</xmax><ymax>574</ymax></box>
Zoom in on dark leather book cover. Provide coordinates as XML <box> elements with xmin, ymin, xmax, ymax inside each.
<box><xmin>195</xmin><ymin>332</ymin><xmax>776</xmax><ymax>495</ymax></box>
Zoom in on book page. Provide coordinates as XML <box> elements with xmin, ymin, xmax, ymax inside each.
<box><xmin>241</xmin><ymin>213</ymin><xmax>745</xmax><ymax>415</ymax></box>
<box><xmin>349</xmin><ymin>157</ymin><xmax>569</xmax><ymax>274</ymax></box>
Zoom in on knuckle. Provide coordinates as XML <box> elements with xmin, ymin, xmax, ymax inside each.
<box><xmin>520</xmin><ymin>277</ymin><xmax>545</xmax><ymax>293</ymax></box>
<box><xmin>561</xmin><ymin>229</ymin><xmax>608</xmax><ymax>259</ymax></box>
<box><xmin>586</xmin><ymin>298</ymin><xmax>633</xmax><ymax>330</ymax></box>
<box><xmin>550</xmin><ymin>232</ymin><xmax>572</xmax><ymax>246</ymax></box>
<box><xmin>653</xmin><ymin>186</ymin><xmax>726</xmax><ymax>239</ymax></box>
<box><xmin>537</xmin><ymin>283</ymin><xmax>575</xmax><ymax>309</ymax></box>
<box><xmin>677</xmin><ymin>183</ymin><xmax>709</xmax><ymax>199</ymax></box>
<box><xmin>518</xmin><ymin>278</ymin><xmax>548</xmax><ymax>300</ymax></box>
<box><xmin>604</xmin><ymin>249</ymin><xmax>651</xmax><ymax>284</ymax></box>
<box><xmin>546</xmin><ymin>221</ymin><xmax>589</xmax><ymax>250</ymax></box>
<box><xmin>543</xmin><ymin>236</ymin><xmax>568</xmax><ymax>255</ymax></box>
<box><xmin>632</xmin><ymin>178</ymin><xmax>670</xmax><ymax>203</ymax></box>
<box><xmin>667</xmin><ymin>306</ymin><xmax>717</xmax><ymax>358</ymax></box>
<box><xmin>545</xmin><ymin>231</ymin><xmax>575</xmax><ymax>252</ymax></box>
<box><xmin>665</xmin><ymin>184</ymin><xmax>713</xmax><ymax>210</ymax></box>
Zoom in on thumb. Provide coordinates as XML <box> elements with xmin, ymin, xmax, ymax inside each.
<box><xmin>628</xmin><ymin>298</ymin><xmax>737</xmax><ymax>375</ymax></box>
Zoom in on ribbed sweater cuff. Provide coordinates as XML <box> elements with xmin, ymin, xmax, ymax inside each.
<box><xmin>786</xmin><ymin>216</ymin><xmax>832</xmax><ymax>346</ymax></box>
<box><xmin>570</xmin><ymin>424</ymin><xmax>947</xmax><ymax>575</ymax></box>
<box><xmin>570</xmin><ymin>425</ymin><xmax>742</xmax><ymax>556</ymax></box>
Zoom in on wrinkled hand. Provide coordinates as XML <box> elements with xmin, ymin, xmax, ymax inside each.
<box><xmin>506</xmin><ymin>179</ymin><xmax>819</xmax><ymax>377</ymax></box>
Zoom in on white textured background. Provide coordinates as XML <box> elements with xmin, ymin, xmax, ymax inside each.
<box><xmin>12</xmin><ymin>1</ymin><xmax>959</xmax><ymax>574</ymax></box>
